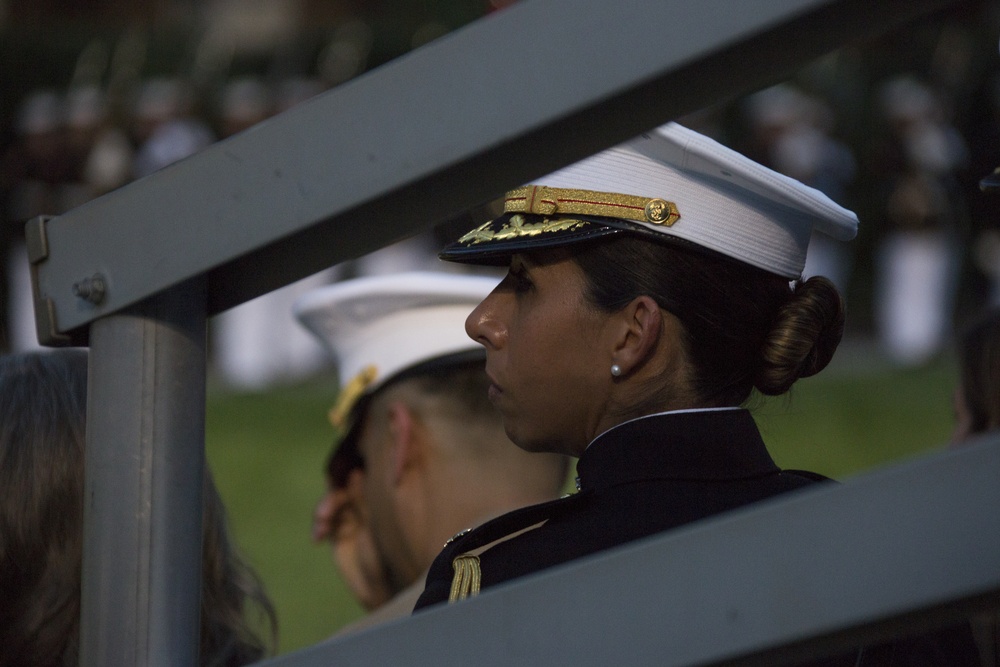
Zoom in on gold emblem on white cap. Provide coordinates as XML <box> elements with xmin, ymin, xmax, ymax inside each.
<box><xmin>457</xmin><ymin>214</ymin><xmax>591</xmax><ymax>245</ymax></box>
<box><xmin>504</xmin><ymin>185</ymin><xmax>680</xmax><ymax>226</ymax></box>
<box><xmin>328</xmin><ymin>364</ymin><xmax>378</xmax><ymax>429</ymax></box>
<box><xmin>454</xmin><ymin>185</ymin><xmax>682</xmax><ymax>247</ymax></box>
<box><xmin>644</xmin><ymin>198</ymin><xmax>674</xmax><ymax>224</ymax></box>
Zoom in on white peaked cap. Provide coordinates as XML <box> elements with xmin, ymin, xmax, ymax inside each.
<box><xmin>294</xmin><ymin>272</ymin><xmax>499</xmax><ymax>424</ymax></box>
<box><xmin>442</xmin><ymin>122</ymin><xmax>859</xmax><ymax>279</ymax></box>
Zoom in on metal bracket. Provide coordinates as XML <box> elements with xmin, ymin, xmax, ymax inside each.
<box><xmin>25</xmin><ymin>214</ymin><xmax>51</xmax><ymax>264</ymax></box>
<box><xmin>26</xmin><ymin>215</ymin><xmax>74</xmax><ymax>347</ymax></box>
<box><xmin>36</xmin><ymin>297</ymin><xmax>73</xmax><ymax>347</ymax></box>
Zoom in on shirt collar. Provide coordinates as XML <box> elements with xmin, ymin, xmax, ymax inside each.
<box><xmin>587</xmin><ymin>407</ymin><xmax>741</xmax><ymax>448</ymax></box>
<box><xmin>575</xmin><ymin>409</ymin><xmax>779</xmax><ymax>492</ymax></box>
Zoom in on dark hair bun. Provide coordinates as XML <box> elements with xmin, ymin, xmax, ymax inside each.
<box><xmin>755</xmin><ymin>276</ymin><xmax>845</xmax><ymax>395</ymax></box>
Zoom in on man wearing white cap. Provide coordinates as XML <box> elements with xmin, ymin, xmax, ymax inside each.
<box><xmin>410</xmin><ymin>123</ymin><xmax>977</xmax><ymax>664</ymax></box>
<box><xmin>295</xmin><ymin>272</ymin><xmax>569</xmax><ymax>631</ymax></box>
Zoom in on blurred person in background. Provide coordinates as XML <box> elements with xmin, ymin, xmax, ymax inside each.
<box><xmin>206</xmin><ymin>74</ymin><xmax>446</xmax><ymax>391</ymax></box>
<box><xmin>966</xmin><ymin>74</ymin><xmax>1000</xmax><ymax>306</ymax></box>
<box><xmin>873</xmin><ymin>75</ymin><xmax>968</xmax><ymax>367</ymax></box>
<box><xmin>744</xmin><ymin>83</ymin><xmax>857</xmax><ymax>295</ymax></box>
<box><xmin>0</xmin><ymin>89</ymin><xmax>75</xmax><ymax>353</ymax></box>
<box><xmin>214</xmin><ymin>77</ymin><xmax>273</xmax><ymax>140</ymax></box>
<box><xmin>274</xmin><ymin>77</ymin><xmax>325</xmax><ymax>114</ymax></box>
<box><xmin>952</xmin><ymin>307</ymin><xmax>1000</xmax><ymax>445</ymax></box>
<box><xmin>296</xmin><ymin>272</ymin><xmax>569</xmax><ymax>633</ymax></box>
<box><xmin>950</xmin><ymin>307</ymin><xmax>1000</xmax><ymax>666</ymax></box>
<box><xmin>209</xmin><ymin>76</ymin><xmax>335</xmax><ymax>391</ymax></box>
<box><xmin>131</xmin><ymin>77</ymin><xmax>215</xmax><ymax>180</ymax></box>
<box><xmin>0</xmin><ymin>85</ymin><xmax>133</xmax><ymax>353</ymax></box>
<box><xmin>0</xmin><ymin>349</ymin><xmax>277</xmax><ymax>667</ymax></box>
<box><xmin>64</xmin><ymin>85</ymin><xmax>134</xmax><ymax>201</ymax></box>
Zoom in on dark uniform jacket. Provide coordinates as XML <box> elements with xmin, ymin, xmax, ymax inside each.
<box><xmin>414</xmin><ymin>409</ymin><xmax>979</xmax><ymax>665</ymax></box>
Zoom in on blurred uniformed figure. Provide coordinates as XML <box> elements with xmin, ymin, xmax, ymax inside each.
<box><xmin>295</xmin><ymin>272</ymin><xmax>569</xmax><ymax>633</ymax></box>
<box><xmin>743</xmin><ymin>83</ymin><xmax>857</xmax><ymax>295</ymax></box>
<box><xmin>873</xmin><ymin>75</ymin><xmax>967</xmax><ymax>367</ymax></box>
<box><xmin>2</xmin><ymin>90</ymin><xmax>71</xmax><ymax>352</ymax></box>
<box><xmin>131</xmin><ymin>78</ymin><xmax>215</xmax><ymax>179</ymax></box>
<box><xmin>209</xmin><ymin>77</ymin><xmax>335</xmax><ymax>390</ymax></box>
<box><xmin>64</xmin><ymin>85</ymin><xmax>134</xmax><ymax>201</ymax></box>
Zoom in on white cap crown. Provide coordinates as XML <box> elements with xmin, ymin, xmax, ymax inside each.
<box><xmin>294</xmin><ymin>271</ymin><xmax>499</xmax><ymax>426</ymax></box>
<box><xmin>442</xmin><ymin>122</ymin><xmax>859</xmax><ymax>279</ymax></box>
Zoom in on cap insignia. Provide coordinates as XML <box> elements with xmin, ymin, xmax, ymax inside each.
<box><xmin>328</xmin><ymin>364</ymin><xmax>379</xmax><ymax>430</ymax></box>
<box><xmin>444</xmin><ymin>527</ymin><xmax>473</xmax><ymax>548</ymax></box>
<box><xmin>644</xmin><ymin>198</ymin><xmax>674</xmax><ymax>224</ymax></box>
<box><xmin>457</xmin><ymin>214</ymin><xmax>591</xmax><ymax>246</ymax></box>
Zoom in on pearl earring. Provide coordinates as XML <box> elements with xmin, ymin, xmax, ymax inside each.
<box><xmin>611</xmin><ymin>364</ymin><xmax>622</xmax><ymax>377</ymax></box>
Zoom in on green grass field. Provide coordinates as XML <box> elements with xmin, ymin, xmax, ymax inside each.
<box><xmin>205</xmin><ymin>343</ymin><xmax>960</xmax><ymax>655</ymax></box>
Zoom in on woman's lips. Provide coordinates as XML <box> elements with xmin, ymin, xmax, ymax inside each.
<box><xmin>486</xmin><ymin>371</ymin><xmax>502</xmax><ymax>402</ymax></box>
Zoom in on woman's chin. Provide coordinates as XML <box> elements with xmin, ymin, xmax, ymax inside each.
<box><xmin>506</xmin><ymin>427</ymin><xmax>578</xmax><ymax>457</ymax></box>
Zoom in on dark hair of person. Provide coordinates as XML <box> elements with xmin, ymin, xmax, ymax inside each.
<box><xmin>199</xmin><ymin>478</ymin><xmax>278</xmax><ymax>667</ymax></box>
<box><xmin>957</xmin><ymin>308</ymin><xmax>1000</xmax><ymax>435</ymax></box>
<box><xmin>0</xmin><ymin>350</ymin><xmax>277</xmax><ymax>667</ymax></box>
<box><xmin>403</xmin><ymin>358</ymin><xmax>499</xmax><ymax>422</ymax></box>
<box><xmin>571</xmin><ymin>234</ymin><xmax>845</xmax><ymax>408</ymax></box>
<box><xmin>0</xmin><ymin>350</ymin><xmax>88</xmax><ymax>667</ymax></box>
<box><xmin>326</xmin><ymin>357</ymin><xmax>502</xmax><ymax>484</ymax></box>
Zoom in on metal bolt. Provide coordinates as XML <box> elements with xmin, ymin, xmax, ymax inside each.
<box><xmin>72</xmin><ymin>274</ymin><xmax>107</xmax><ymax>305</ymax></box>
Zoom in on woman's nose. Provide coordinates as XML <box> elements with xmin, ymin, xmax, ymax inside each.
<box><xmin>466</xmin><ymin>292</ymin><xmax>506</xmax><ymax>350</ymax></box>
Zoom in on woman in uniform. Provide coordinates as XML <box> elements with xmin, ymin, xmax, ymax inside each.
<box><xmin>413</xmin><ymin>122</ymin><xmax>978</xmax><ymax>665</ymax></box>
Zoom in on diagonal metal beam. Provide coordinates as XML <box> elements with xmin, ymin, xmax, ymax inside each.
<box><xmin>256</xmin><ymin>435</ymin><xmax>1000</xmax><ymax>667</ymax></box>
<box><xmin>30</xmin><ymin>0</ymin><xmax>956</xmax><ymax>346</ymax></box>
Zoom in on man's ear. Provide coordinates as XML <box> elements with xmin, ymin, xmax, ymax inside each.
<box><xmin>385</xmin><ymin>401</ymin><xmax>422</xmax><ymax>485</ymax></box>
<box><xmin>612</xmin><ymin>295</ymin><xmax>663</xmax><ymax>376</ymax></box>
<box><xmin>312</xmin><ymin>488</ymin><xmax>339</xmax><ymax>543</ymax></box>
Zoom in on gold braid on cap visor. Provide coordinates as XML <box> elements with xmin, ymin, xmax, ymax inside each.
<box><xmin>457</xmin><ymin>186</ymin><xmax>680</xmax><ymax>246</ymax></box>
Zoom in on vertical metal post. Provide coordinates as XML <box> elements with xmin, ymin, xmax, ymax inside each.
<box><xmin>80</xmin><ymin>277</ymin><xmax>207</xmax><ymax>667</ymax></box>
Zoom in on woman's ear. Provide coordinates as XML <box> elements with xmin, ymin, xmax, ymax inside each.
<box><xmin>612</xmin><ymin>295</ymin><xmax>663</xmax><ymax>375</ymax></box>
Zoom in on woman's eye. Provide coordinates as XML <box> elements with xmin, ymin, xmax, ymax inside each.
<box><xmin>508</xmin><ymin>268</ymin><xmax>532</xmax><ymax>293</ymax></box>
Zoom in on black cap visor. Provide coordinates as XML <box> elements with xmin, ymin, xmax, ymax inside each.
<box><xmin>438</xmin><ymin>213</ymin><xmax>639</xmax><ymax>266</ymax></box>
